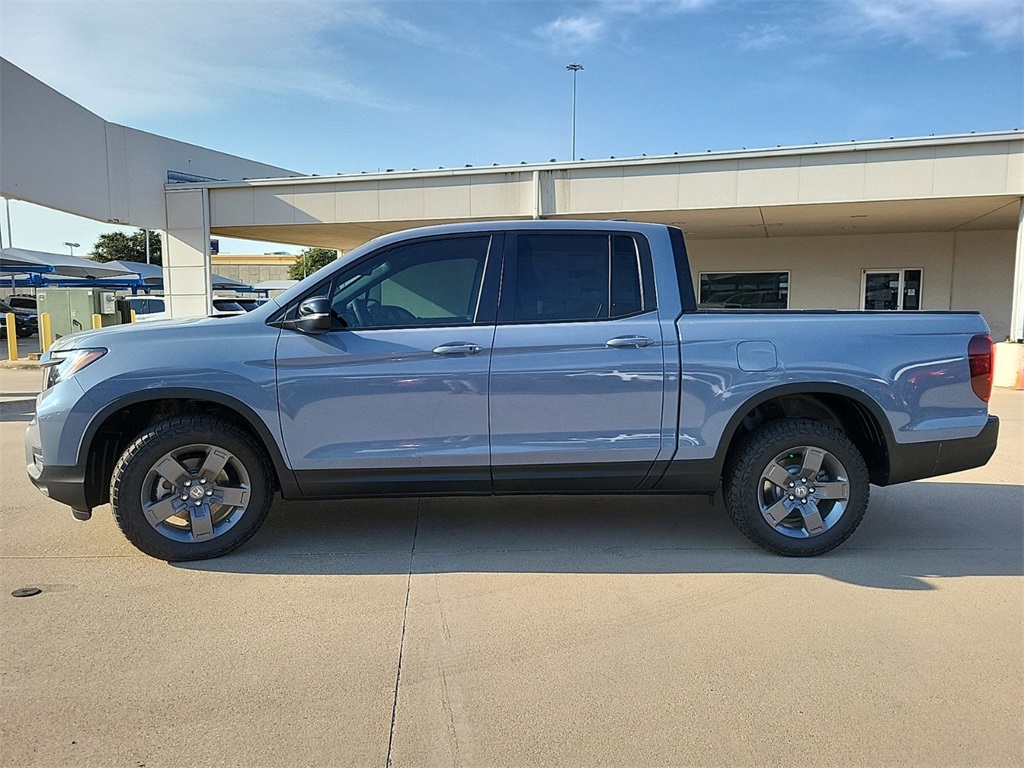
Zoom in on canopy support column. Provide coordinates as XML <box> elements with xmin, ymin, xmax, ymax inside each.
<box><xmin>163</xmin><ymin>188</ymin><xmax>212</xmax><ymax>318</ymax></box>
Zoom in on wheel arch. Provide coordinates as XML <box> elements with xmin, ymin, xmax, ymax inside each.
<box><xmin>79</xmin><ymin>388</ymin><xmax>297</xmax><ymax>509</ymax></box>
<box><xmin>715</xmin><ymin>382</ymin><xmax>896</xmax><ymax>487</ymax></box>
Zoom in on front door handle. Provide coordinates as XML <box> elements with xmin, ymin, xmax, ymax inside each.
<box><xmin>606</xmin><ymin>335</ymin><xmax>655</xmax><ymax>348</ymax></box>
<box><xmin>432</xmin><ymin>342</ymin><xmax>483</xmax><ymax>356</ymax></box>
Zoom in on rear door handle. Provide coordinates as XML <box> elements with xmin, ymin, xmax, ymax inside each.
<box><xmin>606</xmin><ymin>335</ymin><xmax>654</xmax><ymax>348</ymax></box>
<box><xmin>432</xmin><ymin>342</ymin><xmax>483</xmax><ymax>356</ymax></box>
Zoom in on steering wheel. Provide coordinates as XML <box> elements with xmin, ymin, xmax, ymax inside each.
<box><xmin>351</xmin><ymin>297</ymin><xmax>379</xmax><ymax>326</ymax></box>
<box><xmin>376</xmin><ymin>305</ymin><xmax>417</xmax><ymax>325</ymax></box>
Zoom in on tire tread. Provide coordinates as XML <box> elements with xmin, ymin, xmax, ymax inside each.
<box><xmin>723</xmin><ymin>418</ymin><xmax>870</xmax><ymax>557</ymax></box>
<box><xmin>110</xmin><ymin>415</ymin><xmax>273</xmax><ymax>561</ymax></box>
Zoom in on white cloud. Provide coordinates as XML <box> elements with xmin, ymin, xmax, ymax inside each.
<box><xmin>537</xmin><ymin>14</ymin><xmax>608</xmax><ymax>48</ymax></box>
<box><xmin>837</xmin><ymin>0</ymin><xmax>1023</xmax><ymax>47</ymax></box>
<box><xmin>535</xmin><ymin>0</ymin><xmax>717</xmax><ymax>49</ymax></box>
<box><xmin>599</xmin><ymin>0</ymin><xmax>716</xmax><ymax>11</ymax></box>
<box><xmin>534</xmin><ymin>0</ymin><xmax>1021</xmax><ymax>52</ymax></box>
<box><xmin>739</xmin><ymin>23</ymin><xmax>788</xmax><ymax>50</ymax></box>
<box><xmin>0</xmin><ymin>0</ymin><xmax>439</xmax><ymax>121</ymax></box>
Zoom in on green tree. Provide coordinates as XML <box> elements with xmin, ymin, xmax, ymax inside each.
<box><xmin>289</xmin><ymin>247</ymin><xmax>338</xmax><ymax>280</ymax></box>
<box><xmin>91</xmin><ymin>230</ymin><xmax>162</xmax><ymax>265</ymax></box>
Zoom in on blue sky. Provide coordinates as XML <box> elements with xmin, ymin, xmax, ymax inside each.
<box><xmin>1</xmin><ymin>0</ymin><xmax>1021</xmax><ymax>254</ymax></box>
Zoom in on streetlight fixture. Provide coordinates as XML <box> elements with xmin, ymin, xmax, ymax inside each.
<box><xmin>566</xmin><ymin>63</ymin><xmax>584</xmax><ymax>161</ymax></box>
<box><xmin>63</xmin><ymin>241</ymin><xmax>80</xmax><ymax>257</ymax></box>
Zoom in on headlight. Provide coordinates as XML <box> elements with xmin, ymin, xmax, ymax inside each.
<box><xmin>41</xmin><ymin>348</ymin><xmax>107</xmax><ymax>389</ymax></box>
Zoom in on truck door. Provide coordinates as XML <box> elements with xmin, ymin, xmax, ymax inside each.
<box><xmin>488</xmin><ymin>232</ymin><xmax>668</xmax><ymax>491</ymax></box>
<box><xmin>275</xmin><ymin>234</ymin><xmax>501</xmax><ymax>496</ymax></box>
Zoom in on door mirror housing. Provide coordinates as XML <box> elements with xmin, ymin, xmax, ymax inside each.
<box><xmin>271</xmin><ymin>297</ymin><xmax>333</xmax><ymax>333</ymax></box>
<box><xmin>296</xmin><ymin>297</ymin><xmax>332</xmax><ymax>333</ymax></box>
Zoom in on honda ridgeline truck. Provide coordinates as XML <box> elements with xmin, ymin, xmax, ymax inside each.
<box><xmin>26</xmin><ymin>221</ymin><xmax>999</xmax><ymax>560</ymax></box>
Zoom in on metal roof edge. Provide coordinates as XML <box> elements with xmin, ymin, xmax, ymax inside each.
<box><xmin>171</xmin><ymin>130</ymin><xmax>1024</xmax><ymax>190</ymax></box>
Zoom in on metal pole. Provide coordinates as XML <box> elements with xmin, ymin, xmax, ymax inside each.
<box><xmin>145</xmin><ymin>228</ymin><xmax>151</xmax><ymax>265</ymax></box>
<box><xmin>4</xmin><ymin>197</ymin><xmax>12</xmax><ymax>248</ymax></box>
<box><xmin>566</xmin><ymin>63</ymin><xmax>583</xmax><ymax>161</ymax></box>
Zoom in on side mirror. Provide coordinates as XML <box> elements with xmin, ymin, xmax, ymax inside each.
<box><xmin>294</xmin><ymin>297</ymin><xmax>332</xmax><ymax>333</ymax></box>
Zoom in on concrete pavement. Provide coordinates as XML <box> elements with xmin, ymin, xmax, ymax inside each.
<box><xmin>0</xmin><ymin>334</ymin><xmax>42</xmax><ymax>368</ymax></box>
<box><xmin>2</xmin><ymin>366</ymin><xmax>1021</xmax><ymax>767</ymax></box>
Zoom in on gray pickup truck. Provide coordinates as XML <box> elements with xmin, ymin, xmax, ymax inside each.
<box><xmin>26</xmin><ymin>221</ymin><xmax>998</xmax><ymax>560</ymax></box>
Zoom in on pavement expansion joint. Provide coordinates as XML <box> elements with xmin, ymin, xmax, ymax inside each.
<box><xmin>385</xmin><ymin>499</ymin><xmax>420</xmax><ymax>767</ymax></box>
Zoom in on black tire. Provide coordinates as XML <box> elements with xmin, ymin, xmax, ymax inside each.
<box><xmin>16</xmin><ymin>328</ymin><xmax>33</xmax><ymax>338</ymax></box>
<box><xmin>723</xmin><ymin>419</ymin><xmax>870</xmax><ymax>556</ymax></box>
<box><xmin>110</xmin><ymin>415</ymin><xmax>274</xmax><ymax>561</ymax></box>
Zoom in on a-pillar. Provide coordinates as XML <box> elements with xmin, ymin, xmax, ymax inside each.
<box><xmin>994</xmin><ymin>197</ymin><xmax>1024</xmax><ymax>387</ymax></box>
<box><xmin>162</xmin><ymin>187</ymin><xmax>212</xmax><ymax>318</ymax></box>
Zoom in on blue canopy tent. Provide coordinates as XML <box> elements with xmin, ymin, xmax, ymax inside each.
<box><xmin>111</xmin><ymin>260</ymin><xmax>162</xmax><ymax>285</ymax></box>
<box><xmin>99</xmin><ymin>261</ymin><xmax>253</xmax><ymax>293</ymax></box>
<box><xmin>0</xmin><ymin>251</ymin><xmax>55</xmax><ymax>275</ymax></box>
<box><xmin>1</xmin><ymin>248</ymin><xmax>55</xmax><ymax>291</ymax></box>
<box><xmin>1</xmin><ymin>248</ymin><xmax>146</xmax><ymax>293</ymax></box>
<box><xmin>0</xmin><ymin>248</ymin><xmax>139</xmax><ymax>279</ymax></box>
<box><xmin>211</xmin><ymin>274</ymin><xmax>253</xmax><ymax>292</ymax></box>
<box><xmin>1</xmin><ymin>249</ymin><xmax>253</xmax><ymax>299</ymax></box>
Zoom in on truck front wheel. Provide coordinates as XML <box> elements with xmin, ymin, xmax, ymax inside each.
<box><xmin>110</xmin><ymin>415</ymin><xmax>274</xmax><ymax>561</ymax></box>
<box><xmin>723</xmin><ymin>419</ymin><xmax>870</xmax><ymax>556</ymax></box>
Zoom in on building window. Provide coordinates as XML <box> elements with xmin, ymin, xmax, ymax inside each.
<box><xmin>699</xmin><ymin>271</ymin><xmax>789</xmax><ymax>309</ymax></box>
<box><xmin>862</xmin><ymin>269</ymin><xmax>922</xmax><ymax>311</ymax></box>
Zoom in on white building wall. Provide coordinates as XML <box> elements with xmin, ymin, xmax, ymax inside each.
<box><xmin>687</xmin><ymin>231</ymin><xmax>1015</xmax><ymax>340</ymax></box>
<box><xmin>0</xmin><ymin>58</ymin><xmax>297</xmax><ymax>229</ymax></box>
<box><xmin>951</xmin><ymin>230</ymin><xmax>1018</xmax><ymax>341</ymax></box>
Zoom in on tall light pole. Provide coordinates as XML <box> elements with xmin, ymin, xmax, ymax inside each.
<box><xmin>63</xmin><ymin>241</ymin><xmax>80</xmax><ymax>257</ymax></box>
<box><xmin>566</xmin><ymin>63</ymin><xmax>583</xmax><ymax>161</ymax></box>
<box><xmin>3</xmin><ymin>197</ymin><xmax>12</xmax><ymax>248</ymax></box>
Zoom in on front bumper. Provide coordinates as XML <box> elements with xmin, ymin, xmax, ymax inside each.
<box><xmin>885</xmin><ymin>415</ymin><xmax>1000</xmax><ymax>485</ymax></box>
<box><xmin>25</xmin><ymin>418</ymin><xmax>90</xmax><ymax>511</ymax></box>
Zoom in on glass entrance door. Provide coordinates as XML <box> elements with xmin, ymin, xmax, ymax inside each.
<box><xmin>862</xmin><ymin>269</ymin><xmax>922</xmax><ymax>310</ymax></box>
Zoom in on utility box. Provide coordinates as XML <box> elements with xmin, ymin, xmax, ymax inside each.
<box><xmin>37</xmin><ymin>288</ymin><xmax>121</xmax><ymax>338</ymax></box>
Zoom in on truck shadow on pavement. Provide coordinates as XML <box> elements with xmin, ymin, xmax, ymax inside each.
<box><xmin>174</xmin><ymin>480</ymin><xmax>1024</xmax><ymax>591</ymax></box>
<box><xmin>0</xmin><ymin>396</ymin><xmax>37</xmax><ymax>423</ymax></box>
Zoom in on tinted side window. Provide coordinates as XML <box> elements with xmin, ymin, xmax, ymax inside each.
<box><xmin>512</xmin><ymin>234</ymin><xmax>647</xmax><ymax>324</ymax></box>
<box><xmin>330</xmin><ymin>236</ymin><xmax>490</xmax><ymax>329</ymax></box>
<box><xmin>611</xmin><ymin>235</ymin><xmax>642</xmax><ymax>317</ymax></box>
<box><xmin>515</xmin><ymin>235</ymin><xmax>607</xmax><ymax>322</ymax></box>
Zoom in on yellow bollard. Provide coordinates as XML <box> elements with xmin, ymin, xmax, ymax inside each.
<box><xmin>40</xmin><ymin>313</ymin><xmax>52</xmax><ymax>352</ymax></box>
<box><xmin>5</xmin><ymin>313</ymin><xmax>17</xmax><ymax>362</ymax></box>
<box><xmin>130</xmin><ymin>309</ymin><xmax>137</xmax><ymax>323</ymax></box>
<box><xmin>92</xmin><ymin>313</ymin><xmax>102</xmax><ymax>329</ymax></box>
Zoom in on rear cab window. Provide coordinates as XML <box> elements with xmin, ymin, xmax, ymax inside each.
<box><xmin>499</xmin><ymin>231</ymin><xmax>656</xmax><ymax>324</ymax></box>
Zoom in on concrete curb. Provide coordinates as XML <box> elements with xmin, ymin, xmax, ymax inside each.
<box><xmin>0</xmin><ymin>359</ymin><xmax>40</xmax><ymax>370</ymax></box>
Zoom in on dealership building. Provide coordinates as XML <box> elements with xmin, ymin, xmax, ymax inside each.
<box><xmin>2</xmin><ymin>57</ymin><xmax>1022</xmax><ymax>382</ymax></box>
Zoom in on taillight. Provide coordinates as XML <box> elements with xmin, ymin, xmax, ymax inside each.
<box><xmin>968</xmin><ymin>334</ymin><xmax>993</xmax><ymax>403</ymax></box>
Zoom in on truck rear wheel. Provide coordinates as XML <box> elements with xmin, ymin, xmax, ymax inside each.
<box><xmin>110</xmin><ymin>415</ymin><xmax>273</xmax><ymax>561</ymax></box>
<box><xmin>723</xmin><ymin>419</ymin><xmax>870</xmax><ymax>556</ymax></box>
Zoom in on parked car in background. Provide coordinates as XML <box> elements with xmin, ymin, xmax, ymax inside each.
<box><xmin>5</xmin><ymin>295</ymin><xmax>38</xmax><ymax>312</ymax></box>
<box><xmin>124</xmin><ymin>297</ymin><xmax>166</xmax><ymax>317</ymax></box>
<box><xmin>234</xmin><ymin>298</ymin><xmax>268</xmax><ymax>312</ymax></box>
<box><xmin>701</xmin><ymin>290</ymin><xmax>787</xmax><ymax>309</ymax></box>
<box><xmin>0</xmin><ymin>298</ymin><xmax>38</xmax><ymax>337</ymax></box>
<box><xmin>127</xmin><ymin>296</ymin><xmax>245</xmax><ymax>323</ymax></box>
<box><xmin>211</xmin><ymin>299</ymin><xmax>246</xmax><ymax>314</ymax></box>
